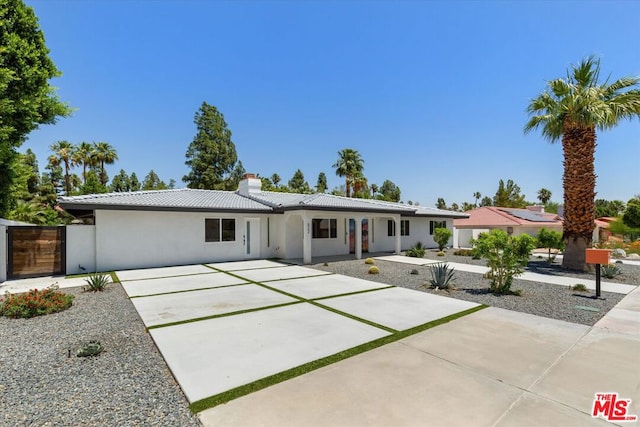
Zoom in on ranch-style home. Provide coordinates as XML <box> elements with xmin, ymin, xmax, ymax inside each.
<box><xmin>52</xmin><ymin>174</ymin><xmax>467</xmax><ymax>275</ymax></box>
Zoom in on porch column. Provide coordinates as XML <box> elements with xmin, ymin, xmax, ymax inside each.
<box><xmin>302</xmin><ymin>213</ymin><xmax>312</xmax><ymax>264</ymax></box>
<box><xmin>394</xmin><ymin>216</ymin><xmax>401</xmax><ymax>254</ymax></box>
<box><xmin>354</xmin><ymin>216</ymin><xmax>363</xmax><ymax>260</ymax></box>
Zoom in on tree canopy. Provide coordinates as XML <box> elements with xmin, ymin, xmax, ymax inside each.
<box><xmin>493</xmin><ymin>179</ymin><xmax>526</xmax><ymax>208</ymax></box>
<box><xmin>183</xmin><ymin>101</ymin><xmax>238</xmax><ymax>190</ymax></box>
<box><xmin>332</xmin><ymin>148</ymin><xmax>364</xmax><ymax>198</ymax></box>
<box><xmin>0</xmin><ymin>0</ymin><xmax>71</xmax><ymax>215</ymax></box>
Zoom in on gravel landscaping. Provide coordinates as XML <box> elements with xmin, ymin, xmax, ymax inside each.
<box><xmin>312</xmin><ymin>254</ymin><xmax>639</xmax><ymax>326</ymax></box>
<box><xmin>0</xmin><ymin>283</ymin><xmax>200</xmax><ymax>427</ymax></box>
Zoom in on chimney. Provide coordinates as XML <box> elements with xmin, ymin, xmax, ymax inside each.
<box><xmin>238</xmin><ymin>173</ymin><xmax>262</xmax><ymax>196</ymax></box>
<box><xmin>526</xmin><ymin>205</ymin><xmax>545</xmax><ymax>213</ymax></box>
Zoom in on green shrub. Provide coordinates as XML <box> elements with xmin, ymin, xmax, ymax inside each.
<box><xmin>572</xmin><ymin>284</ymin><xmax>588</xmax><ymax>292</ymax></box>
<box><xmin>453</xmin><ymin>249</ymin><xmax>473</xmax><ymax>256</ymax></box>
<box><xmin>428</xmin><ymin>263</ymin><xmax>455</xmax><ymax>290</ymax></box>
<box><xmin>410</xmin><ymin>268</ymin><xmax>419</xmax><ymax>275</ymax></box>
<box><xmin>434</xmin><ymin>227</ymin><xmax>452</xmax><ymax>251</ymax></box>
<box><xmin>0</xmin><ymin>285</ymin><xmax>74</xmax><ymax>319</ymax></box>
<box><xmin>77</xmin><ymin>340</ymin><xmax>103</xmax><ymax>357</ymax></box>
<box><xmin>364</xmin><ymin>258</ymin><xmax>375</xmax><ymax>265</ymax></box>
<box><xmin>437</xmin><ymin>251</ymin><xmax>445</xmax><ymax>257</ymax></box>
<box><xmin>536</xmin><ymin>228</ymin><xmax>564</xmax><ymax>262</ymax></box>
<box><xmin>405</xmin><ymin>242</ymin><xmax>425</xmax><ymax>258</ymax></box>
<box><xmin>368</xmin><ymin>266</ymin><xmax>380</xmax><ymax>274</ymax></box>
<box><xmin>84</xmin><ymin>273</ymin><xmax>110</xmax><ymax>292</ymax></box>
<box><xmin>601</xmin><ymin>264</ymin><xmax>621</xmax><ymax>279</ymax></box>
<box><xmin>472</xmin><ymin>229</ymin><xmax>537</xmax><ymax>294</ymax></box>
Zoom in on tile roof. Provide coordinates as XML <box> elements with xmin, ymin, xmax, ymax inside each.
<box><xmin>58</xmin><ymin>187</ymin><xmax>467</xmax><ymax>218</ymax></box>
<box><xmin>454</xmin><ymin>207</ymin><xmax>563</xmax><ymax>228</ymax></box>
<box><xmin>59</xmin><ymin>189</ymin><xmax>272</xmax><ymax>212</ymax></box>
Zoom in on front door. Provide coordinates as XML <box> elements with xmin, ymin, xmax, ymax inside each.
<box><xmin>349</xmin><ymin>219</ymin><xmax>369</xmax><ymax>254</ymax></box>
<box><xmin>244</xmin><ymin>219</ymin><xmax>261</xmax><ymax>259</ymax></box>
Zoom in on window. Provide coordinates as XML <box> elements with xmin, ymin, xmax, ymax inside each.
<box><xmin>312</xmin><ymin>218</ymin><xmax>337</xmax><ymax>238</ymax></box>
<box><xmin>388</xmin><ymin>220</ymin><xmax>409</xmax><ymax>236</ymax></box>
<box><xmin>430</xmin><ymin>220</ymin><xmax>447</xmax><ymax>235</ymax></box>
<box><xmin>401</xmin><ymin>220</ymin><xmax>410</xmax><ymax>236</ymax></box>
<box><xmin>205</xmin><ymin>218</ymin><xmax>236</xmax><ymax>242</ymax></box>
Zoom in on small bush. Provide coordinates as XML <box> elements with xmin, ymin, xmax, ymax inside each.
<box><xmin>410</xmin><ymin>268</ymin><xmax>419</xmax><ymax>275</ymax></box>
<box><xmin>405</xmin><ymin>242</ymin><xmax>426</xmax><ymax>258</ymax></box>
<box><xmin>368</xmin><ymin>266</ymin><xmax>380</xmax><ymax>274</ymax></box>
<box><xmin>428</xmin><ymin>263</ymin><xmax>455</xmax><ymax>290</ymax></box>
<box><xmin>437</xmin><ymin>251</ymin><xmax>445</xmax><ymax>257</ymax></box>
<box><xmin>453</xmin><ymin>249</ymin><xmax>473</xmax><ymax>256</ymax></box>
<box><xmin>77</xmin><ymin>340</ymin><xmax>103</xmax><ymax>357</ymax></box>
<box><xmin>0</xmin><ymin>285</ymin><xmax>74</xmax><ymax>319</ymax></box>
<box><xmin>601</xmin><ymin>264</ymin><xmax>621</xmax><ymax>279</ymax></box>
<box><xmin>434</xmin><ymin>227</ymin><xmax>452</xmax><ymax>251</ymax></box>
<box><xmin>572</xmin><ymin>284</ymin><xmax>588</xmax><ymax>292</ymax></box>
<box><xmin>364</xmin><ymin>258</ymin><xmax>375</xmax><ymax>265</ymax></box>
<box><xmin>84</xmin><ymin>273</ymin><xmax>110</xmax><ymax>292</ymax></box>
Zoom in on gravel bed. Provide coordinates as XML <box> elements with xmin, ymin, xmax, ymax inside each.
<box><xmin>0</xmin><ymin>283</ymin><xmax>200</xmax><ymax>427</ymax></box>
<box><xmin>422</xmin><ymin>249</ymin><xmax>640</xmax><ymax>285</ymax></box>
<box><xmin>312</xmin><ymin>258</ymin><xmax>632</xmax><ymax>326</ymax></box>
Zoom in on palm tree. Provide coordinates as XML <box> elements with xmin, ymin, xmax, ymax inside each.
<box><xmin>48</xmin><ymin>140</ymin><xmax>75</xmax><ymax>196</ymax></box>
<box><xmin>473</xmin><ymin>191</ymin><xmax>482</xmax><ymax>207</ymax></box>
<box><xmin>72</xmin><ymin>141</ymin><xmax>95</xmax><ymax>184</ymax></box>
<box><xmin>271</xmin><ymin>173</ymin><xmax>281</xmax><ymax>188</ymax></box>
<box><xmin>525</xmin><ymin>56</ymin><xmax>640</xmax><ymax>270</ymax></box>
<box><xmin>370</xmin><ymin>183</ymin><xmax>379</xmax><ymax>198</ymax></box>
<box><xmin>332</xmin><ymin>148</ymin><xmax>364</xmax><ymax>198</ymax></box>
<box><xmin>92</xmin><ymin>142</ymin><xmax>118</xmax><ymax>186</ymax></box>
<box><xmin>537</xmin><ymin>188</ymin><xmax>552</xmax><ymax>205</ymax></box>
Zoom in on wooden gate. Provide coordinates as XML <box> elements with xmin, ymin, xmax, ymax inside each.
<box><xmin>7</xmin><ymin>226</ymin><xmax>66</xmax><ymax>279</ymax></box>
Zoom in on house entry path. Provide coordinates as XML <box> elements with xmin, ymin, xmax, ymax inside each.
<box><xmin>116</xmin><ymin>261</ymin><xmax>480</xmax><ymax>409</ymax></box>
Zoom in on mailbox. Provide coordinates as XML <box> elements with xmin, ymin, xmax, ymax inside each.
<box><xmin>585</xmin><ymin>248</ymin><xmax>610</xmax><ymax>265</ymax></box>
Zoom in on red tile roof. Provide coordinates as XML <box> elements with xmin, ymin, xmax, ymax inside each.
<box><xmin>454</xmin><ymin>207</ymin><xmax>563</xmax><ymax>228</ymax></box>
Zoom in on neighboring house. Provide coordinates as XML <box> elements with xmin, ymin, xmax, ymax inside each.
<box><xmin>594</xmin><ymin>217</ymin><xmax>616</xmax><ymax>243</ymax></box>
<box><xmin>58</xmin><ymin>174</ymin><xmax>467</xmax><ymax>273</ymax></box>
<box><xmin>453</xmin><ymin>206</ymin><xmax>563</xmax><ymax>248</ymax></box>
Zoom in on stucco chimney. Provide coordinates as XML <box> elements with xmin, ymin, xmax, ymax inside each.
<box><xmin>238</xmin><ymin>173</ymin><xmax>262</xmax><ymax>196</ymax></box>
<box><xmin>526</xmin><ymin>205</ymin><xmax>545</xmax><ymax>213</ymax></box>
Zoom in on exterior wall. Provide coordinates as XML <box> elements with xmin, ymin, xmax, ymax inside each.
<box><xmin>66</xmin><ymin>225</ymin><xmax>96</xmax><ymax>274</ymax></box>
<box><xmin>0</xmin><ymin>225</ymin><xmax>6</xmax><ymax>282</ymax></box>
<box><xmin>369</xmin><ymin>217</ymin><xmax>454</xmax><ymax>251</ymax></box>
<box><xmin>94</xmin><ymin>210</ymin><xmax>272</xmax><ymax>271</ymax></box>
<box><xmin>455</xmin><ymin>225</ymin><xmax>562</xmax><ymax>248</ymax></box>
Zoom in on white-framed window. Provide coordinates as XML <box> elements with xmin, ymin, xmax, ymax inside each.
<box><xmin>429</xmin><ymin>220</ymin><xmax>447</xmax><ymax>235</ymax></box>
<box><xmin>205</xmin><ymin>218</ymin><xmax>236</xmax><ymax>242</ymax></box>
<box><xmin>312</xmin><ymin>218</ymin><xmax>337</xmax><ymax>238</ymax></box>
<box><xmin>388</xmin><ymin>220</ymin><xmax>410</xmax><ymax>236</ymax></box>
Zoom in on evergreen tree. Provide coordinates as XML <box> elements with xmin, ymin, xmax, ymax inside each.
<box><xmin>378</xmin><ymin>180</ymin><xmax>401</xmax><ymax>202</ymax></box>
<box><xmin>0</xmin><ymin>0</ymin><xmax>71</xmax><ymax>215</ymax></box>
<box><xmin>493</xmin><ymin>179</ymin><xmax>526</xmax><ymax>208</ymax></box>
<box><xmin>129</xmin><ymin>172</ymin><xmax>141</xmax><ymax>191</ymax></box>
<box><xmin>480</xmin><ymin>196</ymin><xmax>493</xmax><ymax>207</ymax></box>
<box><xmin>183</xmin><ymin>101</ymin><xmax>238</xmax><ymax>189</ymax></box>
<box><xmin>316</xmin><ymin>172</ymin><xmax>327</xmax><ymax>193</ymax></box>
<box><xmin>436</xmin><ymin>198</ymin><xmax>447</xmax><ymax>210</ymax></box>
<box><xmin>142</xmin><ymin>169</ymin><xmax>168</xmax><ymax>190</ymax></box>
<box><xmin>288</xmin><ymin>169</ymin><xmax>310</xmax><ymax>193</ymax></box>
<box><xmin>226</xmin><ymin>160</ymin><xmax>246</xmax><ymax>190</ymax></box>
<box><xmin>110</xmin><ymin>169</ymin><xmax>130</xmax><ymax>192</ymax></box>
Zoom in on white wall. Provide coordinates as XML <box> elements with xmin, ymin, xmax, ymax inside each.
<box><xmin>66</xmin><ymin>225</ymin><xmax>96</xmax><ymax>274</ymax></box>
<box><xmin>0</xmin><ymin>225</ymin><xmax>6</xmax><ymax>282</ymax></box>
<box><xmin>95</xmin><ymin>210</ymin><xmax>272</xmax><ymax>271</ymax></box>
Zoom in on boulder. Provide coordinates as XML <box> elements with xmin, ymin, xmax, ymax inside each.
<box><xmin>612</xmin><ymin>248</ymin><xmax>627</xmax><ymax>258</ymax></box>
<box><xmin>627</xmin><ymin>253</ymin><xmax>640</xmax><ymax>260</ymax></box>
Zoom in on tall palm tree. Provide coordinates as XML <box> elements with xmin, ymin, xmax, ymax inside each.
<box><xmin>48</xmin><ymin>140</ymin><xmax>75</xmax><ymax>196</ymax></box>
<box><xmin>72</xmin><ymin>141</ymin><xmax>95</xmax><ymax>184</ymax></box>
<box><xmin>537</xmin><ymin>188</ymin><xmax>552</xmax><ymax>205</ymax></box>
<box><xmin>92</xmin><ymin>142</ymin><xmax>118</xmax><ymax>186</ymax></box>
<box><xmin>332</xmin><ymin>148</ymin><xmax>364</xmax><ymax>198</ymax></box>
<box><xmin>271</xmin><ymin>173</ymin><xmax>281</xmax><ymax>188</ymax></box>
<box><xmin>473</xmin><ymin>191</ymin><xmax>482</xmax><ymax>207</ymax></box>
<box><xmin>525</xmin><ymin>56</ymin><xmax>640</xmax><ymax>270</ymax></box>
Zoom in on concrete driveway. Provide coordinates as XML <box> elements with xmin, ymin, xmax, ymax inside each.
<box><xmin>116</xmin><ymin>260</ymin><xmax>640</xmax><ymax>426</ymax></box>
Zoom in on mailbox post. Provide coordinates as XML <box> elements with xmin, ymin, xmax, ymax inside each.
<box><xmin>585</xmin><ymin>249</ymin><xmax>610</xmax><ymax>298</ymax></box>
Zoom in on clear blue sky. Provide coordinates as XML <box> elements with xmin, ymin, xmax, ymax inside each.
<box><xmin>24</xmin><ymin>0</ymin><xmax>640</xmax><ymax>207</ymax></box>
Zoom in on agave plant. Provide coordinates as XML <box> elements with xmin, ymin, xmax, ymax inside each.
<box><xmin>429</xmin><ymin>263</ymin><xmax>455</xmax><ymax>290</ymax></box>
<box><xmin>84</xmin><ymin>273</ymin><xmax>110</xmax><ymax>292</ymax></box>
<box><xmin>601</xmin><ymin>264</ymin><xmax>621</xmax><ymax>279</ymax></box>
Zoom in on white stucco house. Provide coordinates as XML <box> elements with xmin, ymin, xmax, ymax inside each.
<box><xmin>57</xmin><ymin>174</ymin><xmax>467</xmax><ymax>274</ymax></box>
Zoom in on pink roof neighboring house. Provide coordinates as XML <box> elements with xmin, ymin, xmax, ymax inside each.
<box><xmin>454</xmin><ymin>206</ymin><xmax>563</xmax><ymax>228</ymax></box>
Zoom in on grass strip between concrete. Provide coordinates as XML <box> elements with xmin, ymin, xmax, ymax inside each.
<box><xmin>189</xmin><ymin>304</ymin><xmax>487</xmax><ymax>414</ymax></box>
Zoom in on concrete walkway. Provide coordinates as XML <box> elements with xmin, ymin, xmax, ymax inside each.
<box><xmin>200</xmin><ymin>285</ymin><xmax>640</xmax><ymax>426</ymax></box>
<box><xmin>375</xmin><ymin>255</ymin><xmax>637</xmax><ymax>294</ymax></box>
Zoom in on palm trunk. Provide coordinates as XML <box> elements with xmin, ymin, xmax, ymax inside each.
<box><xmin>561</xmin><ymin>122</ymin><xmax>596</xmax><ymax>271</ymax></box>
<box><xmin>64</xmin><ymin>160</ymin><xmax>71</xmax><ymax>196</ymax></box>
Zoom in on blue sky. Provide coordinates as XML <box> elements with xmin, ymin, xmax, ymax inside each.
<box><xmin>24</xmin><ymin>0</ymin><xmax>640</xmax><ymax>207</ymax></box>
